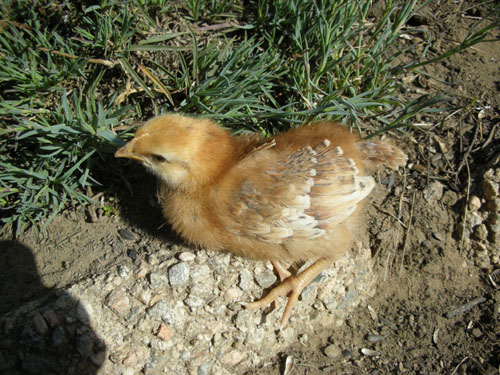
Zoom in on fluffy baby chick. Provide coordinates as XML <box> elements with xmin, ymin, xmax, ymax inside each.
<box><xmin>115</xmin><ymin>114</ymin><xmax>406</xmax><ymax>327</ymax></box>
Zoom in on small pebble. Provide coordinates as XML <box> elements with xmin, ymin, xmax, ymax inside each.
<box><xmin>471</xmin><ymin>328</ymin><xmax>482</xmax><ymax>338</ymax></box>
<box><xmin>118</xmin><ymin>228</ymin><xmax>136</xmax><ymax>241</ymax></box>
<box><xmin>468</xmin><ymin>196</ymin><xmax>481</xmax><ymax>211</ymax></box>
<box><xmin>239</xmin><ymin>269</ymin><xmax>254</xmax><ymax>291</ymax></box>
<box><xmin>105</xmin><ymin>290</ymin><xmax>131</xmax><ymax>317</ymax></box>
<box><xmin>118</xmin><ymin>265</ymin><xmax>130</xmax><ymax>279</ymax></box>
<box><xmin>254</xmin><ymin>270</ymin><xmax>277</xmax><ymax>289</ymax></box>
<box><xmin>178</xmin><ymin>251</ymin><xmax>196</xmax><ymax>262</ymax></box>
<box><xmin>185</xmin><ymin>295</ymin><xmax>204</xmax><ymax>308</ymax></box>
<box><xmin>441</xmin><ymin>190</ymin><xmax>458</xmax><ymax>206</ymax></box>
<box><xmin>42</xmin><ymin>309</ymin><xmax>59</xmax><ymax>328</ymax></box>
<box><xmin>224</xmin><ymin>287</ymin><xmax>243</xmax><ymax>301</ymax></box>
<box><xmin>324</xmin><ymin>344</ymin><xmax>342</xmax><ymax>358</ymax></box>
<box><xmin>197</xmin><ymin>362</ymin><xmax>212</xmax><ymax>375</ymax></box>
<box><xmin>156</xmin><ymin>324</ymin><xmax>173</xmax><ymax>341</ymax></box>
<box><xmin>32</xmin><ymin>312</ymin><xmax>49</xmax><ymax>335</ymax></box>
<box><xmin>473</xmin><ymin>224</ymin><xmax>488</xmax><ymax>241</ymax></box>
<box><xmin>168</xmin><ymin>262</ymin><xmax>190</xmax><ymax>286</ymax></box>
<box><xmin>90</xmin><ymin>350</ymin><xmax>107</xmax><ymax>366</ymax></box>
<box><xmin>220</xmin><ymin>350</ymin><xmax>245</xmax><ymax>366</ymax></box>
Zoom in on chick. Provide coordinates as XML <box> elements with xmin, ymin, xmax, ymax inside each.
<box><xmin>115</xmin><ymin>114</ymin><xmax>406</xmax><ymax>327</ymax></box>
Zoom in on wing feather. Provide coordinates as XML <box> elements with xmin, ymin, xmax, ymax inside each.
<box><xmin>228</xmin><ymin>139</ymin><xmax>374</xmax><ymax>243</ymax></box>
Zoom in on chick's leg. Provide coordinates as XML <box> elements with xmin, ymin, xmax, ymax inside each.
<box><xmin>246</xmin><ymin>258</ymin><xmax>330</xmax><ymax>328</ymax></box>
<box><xmin>271</xmin><ymin>260</ymin><xmax>292</xmax><ymax>281</ymax></box>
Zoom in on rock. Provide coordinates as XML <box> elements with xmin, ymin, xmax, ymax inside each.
<box><xmin>90</xmin><ymin>350</ymin><xmax>107</xmax><ymax>366</ymax></box>
<box><xmin>149</xmin><ymin>271</ymin><xmax>169</xmax><ymax>289</ymax></box>
<box><xmin>32</xmin><ymin>311</ymin><xmax>49</xmax><ymax>335</ymax></box>
<box><xmin>191</xmin><ymin>264</ymin><xmax>212</xmax><ymax>281</ymax></box>
<box><xmin>483</xmin><ymin>179</ymin><xmax>499</xmax><ymax>201</ymax></box>
<box><xmin>42</xmin><ymin>309</ymin><xmax>59</xmax><ymax>327</ymax></box>
<box><xmin>118</xmin><ymin>228</ymin><xmax>136</xmax><ymax>241</ymax></box>
<box><xmin>224</xmin><ymin>287</ymin><xmax>243</xmax><ymax>301</ymax></box>
<box><xmin>324</xmin><ymin>344</ymin><xmax>342</xmax><ymax>358</ymax></box>
<box><xmin>207</xmin><ymin>254</ymin><xmax>231</xmax><ymax>275</ymax></box>
<box><xmin>239</xmin><ymin>269</ymin><xmax>254</xmax><ymax>291</ymax></box>
<box><xmin>156</xmin><ymin>324</ymin><xmax>173</xmax><ymax>341</ymax></box>
<box><xmin>118</xmin><ymin>265</ymin><xmax>131</xmax><ymax>278</ymax></box>
<box><xmin>254</xmin><ymin>270</ymin><xmax>277</xmax><ymax>289</ymax></box>
<box><xmin>441</xmin><ymin>190</ymin><xmax>458</xmax><ymax>206</ymax></box>
<box><xmin>105</xmin><ymin>289</ymin><xmax>131</xmax><ymax>317</ymax></box>
<box><xmin>198</xmin><ymin>361</ymin><xmax>212</xmax><ymax>375</ymax></box>
<box><xmin>185</xmin><ymin>295</ymin><xmax>205</xmax><ymax>308</ymax></box>
<box><xmin>179</xmin><ymin>251</ymin><xmax>196</xmax><ymax>262</ymax></box>
<box><xmin>423</xmin><ymin>181</ymin><xmax>444</xmax><ymax>203</ymax></box>
<box><xmin>473</xmin><ymin>224</ymin><xmax>488</xmax><ymax>241</ymax></box>
<box><xmin>168</xmin><ymin>262</ymin><xmax>190</xmax><ymax>286</ymax></box>
<box><xmin>468</xmin><ymin>195</ymin><xmax>481</xmax><ymax>211</ymax></box>
<box><xmin>220</xmin><ymin>350</ymin><xmax>245</xmax><ymax>366</ymax></box>
<box><xmin>148</xmin><ymin>301</ymin><xmax>172</xmax><ymax>321</ymax></box>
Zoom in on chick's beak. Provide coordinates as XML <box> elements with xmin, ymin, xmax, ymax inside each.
<box><xmin>114</xmin><ymin>140</ymin><xmax>143</xmax><ymax>162</ymax></box>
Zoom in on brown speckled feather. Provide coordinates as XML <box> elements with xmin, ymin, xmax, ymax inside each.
<box><xmin>227</xmin><ymin>138</ymin><xmax>375</xmax><ymax>245</ymax></box>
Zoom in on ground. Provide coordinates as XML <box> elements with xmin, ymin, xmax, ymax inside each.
<box><xmin>1</xmin><ymin>1</ymin><xmax>499</xmax><ymax>374</ymax></box>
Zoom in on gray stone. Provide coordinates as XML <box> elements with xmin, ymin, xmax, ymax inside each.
<box><xmin>254</xmin><ymin>270</ymin><xmax>277</xmax><ymax>289</ymax></box>
<box><xmin>168</xmin><ymin>262</ymin><xmax>190</xmax><ymax>286</ymax></box>
<box><xmin>118</xmin><ymin>228</ymin><xmax>136</xmax><ymax>241</ymax></box>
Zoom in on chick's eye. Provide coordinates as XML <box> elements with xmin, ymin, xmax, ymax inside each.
<box><xmin>152</xmin><ymin>154</ymin><xmax>167</xmax><ymax>163</ymax></box>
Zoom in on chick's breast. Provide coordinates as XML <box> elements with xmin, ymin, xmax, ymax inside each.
<box><xmin>215</xmin><ymin>122</ymin><xmax>376</xmax><ymax>263</ymax></box>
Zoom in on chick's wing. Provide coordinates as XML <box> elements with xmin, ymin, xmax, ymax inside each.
<box><xmin>227</xmin><ymin>139</ymin><xmax>375</xmax><ymax>244</ymax></box>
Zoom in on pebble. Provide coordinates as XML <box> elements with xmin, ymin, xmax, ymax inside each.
<box><xmin>220</xmin><ymin>350</ymin><xmax>245</xmax><ymax>366</ymax></box>
<box><xmin>324</xmin><ymin>344</ymin><xmax>342</xmax><ymax>358</ymax></box>
<box><xmin>32</xmin><ymin>312</ymin><xmax>49</xmax><ymax>335</ymax></box>
<box><xmin>423</xmin><ymin>181</ymin><xmax>444</xmax><ymax>203</ymax></box>
<box><xmin>473</xmin><ymin>224</ymin><xmax>488</xmax><ymax>241</ymax></box>
<box><xmin>118</xmin><ymin>265</ymin><xmax>131</xmax><ymax>278</ymax></box>
<box><xmin>469</xmin><ymin>196</ymin><xmax>481</xmax><ymax>211</ymax></box>
<box><xmin>90</xmin><ymin>350</ymin><xmax>107</xmax><ymax>366</ymax></box>
<box><xmin>148</xmin><ymin>301</ymin><xmax>172</xmax><ymax>321</ymax></box>
<box><xmin>179</xmin><ymin>251</ymin><xmax>196</xmax><ymax>262</ymax></box>
<box><xmin>149</xmin><ymin>271</ymin><xmax>169</xmax><ymax>289</ymax></box>
<box><xmin>239</xmin><ymin>269</ymin><xmax>254</xmax><ymax>291</ymax></box>
<box><xmin>224</xmin><ymin>287</ymin><xmax>243</xmax><ymax>301</ymax></box>
<box><xmin>105</xmin><ymin>289</ymin><xmax>131</xmax><ymax>317</ymax></box>
<box><xmin>197</xmin><ymin>361</ymin><xmax>212</xmax><ymax>375</ymax></box>
<box><xmin>168</xmin><ymin>262</ymin><xmax>190</xmax><ymax>286</ymax></box>
<box><xmin>118</xmin><ymin>228</ymin><xmax>136</xmax><ymax>241</ymax></box>
<box><xmin>156</xmin><ymin>324</ymin><xmax>173</xmax><ymax>341</ymax></box>
<box><xmin>185</xmin><ymin>295</ymin><xmax>205</xmax><ymax>308</ymax></box>
<box><xmin>42</xmin><ymin>309</ymin><xmax>59</xmax><ymax>327</ymax></box>
<box><xmin>254</xmin><ymin>270</ymin><xmax>277</xmax><ymax>289</ymax></box>
<box><xmin>191</xmin><ymin>264</ymin><xmax>212</xmax><ymax>281</ymax></box>
<box><xmin>441</xmin><ymin>190</ymin><xmax>458</xmax><ymax>206</ymax></box>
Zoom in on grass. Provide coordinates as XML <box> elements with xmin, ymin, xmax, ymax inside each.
<box><xmin>0</xmin><ymin>0</ymin><xmax>498</xmax><ymax>236</ymax></box>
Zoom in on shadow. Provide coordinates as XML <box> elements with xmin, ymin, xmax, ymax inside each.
<box><xmin>107</xmin><ymin>158</ymin><xmax>183</xmax><ymax>245</ymax></box>
<box><xmin>0</xmin><ymin>241</ymin><xmax>105</xmax><ymax>375</ymax></box>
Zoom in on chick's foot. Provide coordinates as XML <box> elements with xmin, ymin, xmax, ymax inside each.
<box><xmin>246</xmin><ymin>258</ymin><xmax>330</xmax><ymax>327</ymax></box>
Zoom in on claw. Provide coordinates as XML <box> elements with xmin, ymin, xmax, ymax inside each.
<box><xmin>246</xmin><ymin>258</ymin><xmax>330</xmax><ymax>327</ymax></box>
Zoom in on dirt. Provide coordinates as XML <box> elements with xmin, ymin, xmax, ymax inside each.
<box><xmin>3</xmin><ymin>1</ymin><xmax>500</xmax><ymax>374</ymax></box>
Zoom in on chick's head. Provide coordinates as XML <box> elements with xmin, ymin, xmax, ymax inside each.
<box><xmin>115</xmin><ymin>114</ymin><xmax>233</xmax><ymax>189</ymax></box>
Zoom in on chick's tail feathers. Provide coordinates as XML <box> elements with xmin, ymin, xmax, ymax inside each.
<box><xmin>356</xmin><ymin>140</ymin><xmax>407</xmax><ymax>170</ymax></box>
